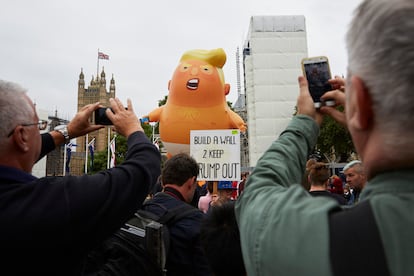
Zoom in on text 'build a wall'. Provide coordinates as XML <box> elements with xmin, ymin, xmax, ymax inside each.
<box><xmin>190</xmin><ymin>129</ymin><xmax>240</xmax><ymax>181</ymax></box>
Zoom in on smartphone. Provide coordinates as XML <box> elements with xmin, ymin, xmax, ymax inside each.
<box><xmin>94</xmin><ymin>107</ymin><xmax>113</xmax><ymax>125</ymax></box>
<box><xmin>301</xmin><ymin>56</ymin><xmax>334</xmax><ymax>108</ymax></box>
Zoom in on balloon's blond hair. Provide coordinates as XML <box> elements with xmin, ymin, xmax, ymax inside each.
<box><xmin>180</xmin><ymin>48</ymin><xmax>227</xmax><ymax>84</ymax></box>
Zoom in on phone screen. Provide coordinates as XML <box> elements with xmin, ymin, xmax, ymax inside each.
<box><xmin>303</xmin><ymin>59</ymin><xmax>332</xmax><ymax>106</ymax></box>
<box><xmin>94</xmin><ymin>107</ymin><xmax>113</xmax><ymax>125</ymax></box>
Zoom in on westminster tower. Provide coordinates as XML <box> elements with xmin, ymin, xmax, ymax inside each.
<box><xmin>76</xmin><ymin>68</ymin><xmax>116</xmax><ymax>169</ymax></box>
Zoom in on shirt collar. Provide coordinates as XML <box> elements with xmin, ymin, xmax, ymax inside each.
<box><xmin>361</xmin><ymin>169</ymin><xmax>414</xmax><ymax>200</ymax></box>
<box><xmin>164</xmin><ymin>186</ymin><xmax>186</xmax><ymax>202</ymax></box>
<box><xmin>0</xmin><ymin>165</ymin><xmax>37</xmax><ymax>183</ymax></box>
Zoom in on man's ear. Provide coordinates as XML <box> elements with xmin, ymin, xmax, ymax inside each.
<box><xmin>13</xmin><ymin>126</ymin><xmax>30</xmax><ymax>152</ymax></box>
<box><xmin>168</xmin><ymin>80</ymin><xmax>171</xmax><ymax>91</ymax></box>
<box><xmin>350</xmin><ymin>76</ymin><xmax>373</xmax><ymax>130</ymax></box>
<box><xmin>186</xmin><ymin>176</ymin><xmax>196</xmax><ymax>190</ymax></box>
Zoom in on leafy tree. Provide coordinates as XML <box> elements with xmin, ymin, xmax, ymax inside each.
<box><xmin>316</xmin><ymin>108</ymin><xmax>355</xmax><ymax>162</ymax></box>
<box><xmin>227</xmin><ymin>101</ymin><xmax>234</xmax><ymax>110</ymax></box>
<box><xmin>141</xmin><ymin>123</ymin><xmax>153</xmax><ymax>139</ymax></box>
<box><xmin>158</xmin><ymin>95</ymin><xmax>167</xmax><ymax>106</ymax></box>
<box><xmin>294</xmin><ymin>106</ymin><xmax>355</xmax><ymax>162</ymax></box>
<box><xmin>88</xmin><ymin>135</ymin><xmax>130</xmax><ymax>173</ymax></box>
<box><xmin>114</xmin><ymin>135</ymin><xmax>128</xmax><ymax>163</ymax></box>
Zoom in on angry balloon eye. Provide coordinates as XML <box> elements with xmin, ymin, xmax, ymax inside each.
<box><xmin>179</xmin><ymin>63</ymin><xmax>192</xmax><ymax>72</ymax></box>
<box><xmin>200</xmin><ymin>65</ymin><xmax>213</xmax><ymax>75</ymax></box>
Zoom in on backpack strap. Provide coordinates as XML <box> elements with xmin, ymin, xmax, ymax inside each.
<box><xmin>139</xmin><ymin>193</ymin><xmax>199</xmax><ymax>273</ymax></box>
<box><xmin>143</xmin><ymin>192</ymin><xmax>200</xmax><ymax>225</ymax></box>
<box><xmin>158</xmin><ymin>203</ymin><xmax>199</xmax><ymax>225</ymax></box>
<box><xmin>329</xmin><ymin>200</ymin><xmax>390</xmax><ymax>276</ymax></box>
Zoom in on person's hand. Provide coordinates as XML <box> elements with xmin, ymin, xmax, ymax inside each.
<box><xmin>328</xmin><ymin>75</ymin><xmax>346</xmax><ymax>92</ymax></box>
<box><xmin>320</xmin><ymin>76</ymin><xmax>347</xmax><ymax>127</ymax></box>
<box><xmin>210</xmin><ymin>194</ymin><xmax>220</xmax><ymax>207</ymax></box>
<box><xmin>106</xmin><ymin>98</ymin><xmax>143</xmax><ymax>137</ymax></box>
<box><xmin>297</xmin><ymin>76</ymin><xmax>323</xmax><ymax>126</ymax></box>
<box><xmin>67</xmin><ymin>102</ymin><xmax>104</xmax><ymax>138</ymax></box>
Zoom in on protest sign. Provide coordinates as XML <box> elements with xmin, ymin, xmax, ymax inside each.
<box><xmin>190</xmin><ymin>129</ymin><xmax>240</xmax><ymax>181</ymax></box>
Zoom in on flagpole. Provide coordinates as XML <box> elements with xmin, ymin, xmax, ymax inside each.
<box><xmin>63</xmin><ymin>144</ymin><xmax>67</xmax><ymax>176</ymax></box>
<box><xmin>85</xmin><ymin>134</ymin><xmax>89</xmax><ymax>174</ymax></box>
<box><xmin>97</xmin><ymin>48</ymin><xmax>100</xmax><ymax>79</ymax></box>
<box><xmin>107</xmin><ymin>127</ymin><xmax>111</xmax><ymax>169</ymax></box>
<box><xmin>109</xmin><ymin>135</ymin><xmax>117</xmax><ymax>168</ymax></box>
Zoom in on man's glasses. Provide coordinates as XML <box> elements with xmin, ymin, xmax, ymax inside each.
<box><xmin>7</xmin><ymin>120</ymin><xmax>48</xmax><ymax>137</ymax></box>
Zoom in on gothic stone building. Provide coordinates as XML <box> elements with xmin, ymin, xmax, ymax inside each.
<box><xmin>53</xmin><ymin>68</ymin><xmax>116</xmax><ymax>176</ymax></box>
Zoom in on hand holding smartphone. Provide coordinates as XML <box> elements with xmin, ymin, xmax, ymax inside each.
<box><xmin>301</xmin><ymin>56</ymin><xmax>335</xmax><ymax>108</ymax></box>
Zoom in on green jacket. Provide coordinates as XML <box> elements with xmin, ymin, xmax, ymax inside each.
<box><xmin>235</xmin><ymin>115</ymin><xmax>414</xmax><ymax>276</ymax></box>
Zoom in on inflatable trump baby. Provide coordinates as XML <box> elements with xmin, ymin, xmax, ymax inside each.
<box><xmin>143</xmin><ymin>48</ymin><xmax>246</xmax><ymax>157</ymax></box>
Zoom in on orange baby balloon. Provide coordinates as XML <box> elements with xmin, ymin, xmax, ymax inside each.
<box><xmin>146</xmin><ymin>48</ymin><xmax>246</xmax><ymax>156</ymax></box>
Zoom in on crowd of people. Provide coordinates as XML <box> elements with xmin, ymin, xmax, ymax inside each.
<box><xmin>303</xmin><ymin>158</ymin><xmax>367</xmax><ymax>206</ymax></box>
<box><xmin>1</xmin><ymin>0</ymin><xmax>413</xmax><ymax>275</ymax></box>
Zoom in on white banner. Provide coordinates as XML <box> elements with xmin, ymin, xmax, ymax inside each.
<box><xmin>190</xmin><ymin>129</ymin><xmax>240</xmax><ymax>181</ymax></box>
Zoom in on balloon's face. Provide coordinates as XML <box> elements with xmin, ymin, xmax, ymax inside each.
<box><xmin>168</xmin><ymin>59</ymin><xmax>226</xmax><ymax>107</ymax></box>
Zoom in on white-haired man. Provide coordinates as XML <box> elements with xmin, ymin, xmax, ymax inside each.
<box><xmin>0</xmin><ymin>80</ymin><xmax>161</xmax><ymax>274</ymax></box>
<box><xmin>236</xmin><ymin>0</ymin><xmax>414</xmax><ymax>275</ymax></box>
<box><xmin>343</xmin><ymin>160</ymin><xmax>366</xmax><ymax>203</ymax></box>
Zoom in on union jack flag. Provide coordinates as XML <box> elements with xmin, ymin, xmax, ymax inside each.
<box><xmin>98</xmin><ymin>52</ymin><xmax>109</xmax><ymax>60</ymax></box>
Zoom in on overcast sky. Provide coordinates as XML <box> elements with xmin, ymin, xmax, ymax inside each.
<box><xmin>0</xmin><ymin>0</ymin><xmax>362</xmax><ymax>120</ymax></box>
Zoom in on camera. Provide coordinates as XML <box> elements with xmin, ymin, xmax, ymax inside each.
<box><xmin>94</xmin><ymin>107</ymin><xmax>113</xmax><ymax>125</ymax></box>
<box><xmin>95</xmin><ymin>106</ymin><xmax>129</xmax><ymax>125</ymax></box>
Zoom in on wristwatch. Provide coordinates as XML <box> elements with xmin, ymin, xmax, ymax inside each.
<box><xmin>54</xmin><ymin>125</ymin><xmax>70</xmax><ymax>144</ymax></box>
